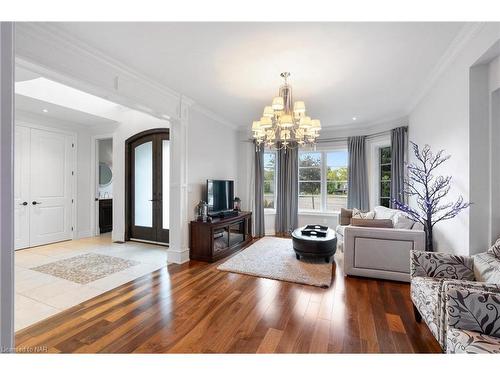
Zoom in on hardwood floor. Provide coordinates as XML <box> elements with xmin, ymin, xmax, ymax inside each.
<box><xmin>15</xmin><ymin>243</ymin><xmax>442</xmax><ymax>353</ymax></box>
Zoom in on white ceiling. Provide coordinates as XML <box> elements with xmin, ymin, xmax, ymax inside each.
<box><xmin>54</xmin><ymin>22</ymin><xmax>466</xmax><ymax>128</ymax></box>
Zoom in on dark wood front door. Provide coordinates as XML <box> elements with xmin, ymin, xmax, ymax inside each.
<box><xmin>126</xmin><ymin>129</ymin><xmax>169</xmax><ymax>244</ymax></box>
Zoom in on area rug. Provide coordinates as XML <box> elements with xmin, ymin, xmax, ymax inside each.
<box><xmin>31</xmin><ymin>253</ymin><xmax>139</xmax><ymax>284</ymax></box>
<box><xmin>217</xmin><ymin>237</ymin><xmax>333</xmax><ymax>288</ymax></box>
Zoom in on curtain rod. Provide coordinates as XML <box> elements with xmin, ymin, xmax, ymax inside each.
<box><xmin>243</xmin><ymin>126</ymin><xmax>407</xmax><ymax>144</ymax></box>
<box><xmin>316</xmin><ymin>129</ymin><xmax>389</xmax><ymax>143</ymax></box>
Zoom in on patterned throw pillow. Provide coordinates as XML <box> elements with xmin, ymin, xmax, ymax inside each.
<box><xmin>488</xmin><ymin>238</ymin><xmax>500</xmax><ymax>258</ymax></box>
<box><xmin>473</xmin><ymin>252</ymin><xmax>500</xmax><ymax>283</ymax></box>
<box><xmin>351</xmin><ymin>208</ymin><xmax>375</xmax><ymax>220</ymax></box>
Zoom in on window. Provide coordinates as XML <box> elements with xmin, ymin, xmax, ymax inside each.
<box><xmin>298</xmin><ymin>152</ymin><xmax>322</xmax><ymax>211</ymax></box>
<box><xmin>263</xmin><ymin>151</ymin><xmax>276</xmax><ymax>209</ymax></box>
<box><xmin>298</xmin><ymin>150</ymin><xmax>348</xmax><ymax>212</ymax></box>
<box><xmin>379</xmin><ymin>146</ymin><xmax>392</xmax><ymax>207</ymax></box>
<box><xmin>326</xmin><ymin>151</ymin><xmax>348</xmax><ymax>211</ymax></box>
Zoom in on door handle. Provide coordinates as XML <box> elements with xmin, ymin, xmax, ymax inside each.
<box><xmin>32</xmin><ymin>201</ymin><xmax>42</xmax><ymax>205</ymax></box>
<box><xmin>19</xmin><ymin>201</ymin><xmax>28</xmax><ymax>206</ymax></box>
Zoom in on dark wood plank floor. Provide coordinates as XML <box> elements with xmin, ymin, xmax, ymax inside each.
<box><xmin>15</xmin><ymin>242</ymin><xmax>442</xmax><ymax>353</ymax></box>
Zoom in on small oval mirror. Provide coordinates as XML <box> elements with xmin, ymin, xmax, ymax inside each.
<box><xmin>99</xmin><ymin>162</ymin><xmax>113</xmax><ymax>186</ymax></box>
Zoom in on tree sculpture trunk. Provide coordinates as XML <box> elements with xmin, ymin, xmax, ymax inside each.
<box><xmin>425</xmin><ymin>226</ymin><xmax>434</xmax><ymax>252</ymax></box>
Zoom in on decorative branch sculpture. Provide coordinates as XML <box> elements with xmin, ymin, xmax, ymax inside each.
<box><xmin>392</xmin><ymin>142</ymin><xmax>470</xmax><ymax>251</ymax></box>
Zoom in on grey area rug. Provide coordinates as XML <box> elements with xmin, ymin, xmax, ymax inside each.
<box><xmin>31</xmin><ymin>253</ymin><xmax>139</xmax><ymax>284</ymax></box>
<box><xmin>217</xmin><ymin>237</ymin><xmax>333</xmax><ymax>288</ymax></box>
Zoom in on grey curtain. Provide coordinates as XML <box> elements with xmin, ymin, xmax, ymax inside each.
<box><xmin>275</xmin><ymin>144</ymin><xmax>298</xmax><ymax>235</ymax></box>
<box><xmin>390</xmin><ymin>126</ymin><xmax>408</xmax><ymax>207</ymax></box>
<box><xmin>347</xmin><ymin>136</ymin><xmax>369</xmax><ymax>211</ymax></box>
<box><xmin>254</xmin><ymin>144</ymin><xmax>265</xmax><ymax>237</ymax></box>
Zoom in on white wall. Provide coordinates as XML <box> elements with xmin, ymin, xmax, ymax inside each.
<box><xmin>409</xmin><ymin>24</ymin><xmax>500</xmax><ymax>255</ymax></box>
<box><xmin>491</xmin><ymin>89</ymin><xmax>500</xmax><ymax>242</ymax></box>
<box><xmin>188</xmin><ymin>108</ymin><xmax>240</xmax><ymax>220</ymax></box>
<box><xmin>0</xmin><ymin>21</ymin><xmax>15</xmax><ymax>350</ymax></box>
<box><xmin>489</xmin><ymin>56</ymin><xmax>500</xmax><ymax>92</ymax></box>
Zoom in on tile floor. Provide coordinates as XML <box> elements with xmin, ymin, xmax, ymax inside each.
<box><xmin>15</xmin><ymin>234</ymin><xmax>168</xmax><ymax>331</ymax></box>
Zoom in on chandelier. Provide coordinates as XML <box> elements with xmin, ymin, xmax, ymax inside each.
<box><xmin>252</xmin><ymin>72</ymin><xmax>321</xmax><ymax>151</ymax></box>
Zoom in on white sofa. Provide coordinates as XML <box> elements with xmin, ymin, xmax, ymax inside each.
<box><xmin>337</xmin><ymin>206</ymin><xmax>425</xmax><ymax>282</ymax></box>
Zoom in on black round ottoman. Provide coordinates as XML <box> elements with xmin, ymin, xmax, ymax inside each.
<box><xmin>291</xmin><ymin>227</ymin><xmax>337</xmax><ymax>263</ymax></box>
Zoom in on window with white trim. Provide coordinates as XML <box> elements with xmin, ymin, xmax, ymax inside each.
<box><xmin>379</xmin><ymin>146</ymin><xmax>392</xmax><ymax>207</ymax></box>
<box><xmin>263</xmin><ymin>151</ymin><xmax>276</xmax><ymax>209</ymax></box>
<box><xmin>326</xmin><ymin>151</ymin><xmax>349</xmax><ymax>211</ymax></box>
<box><xmin>298</xmin><ymin>152</ymin><xmax>322</xmax><ymax>211</ymax></box>
<box><xmin>298</xmin><ymin>150</ymin><xmax>348</xmax><ymax>212</ymax></box>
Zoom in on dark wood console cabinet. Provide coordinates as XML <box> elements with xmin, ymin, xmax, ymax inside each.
<box><xmin>189</xmin><ymin>211</ymin><xmax>252</xmax><ymax>262</ymax></box>
<box><xmin>99</xmin><ymin>199</ymin><xmax>113</xmax><ymax>234</ymax></box>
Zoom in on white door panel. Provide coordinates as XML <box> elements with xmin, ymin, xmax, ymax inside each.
<box><xmin>14</xmin><ymin>126</ymin><xmax>30</xmax><ymax>250</ymax></box>
<box><xmin>29</xmin><ymin>128</ymin><xmax>73</xmax><ymax>247</ymax></box>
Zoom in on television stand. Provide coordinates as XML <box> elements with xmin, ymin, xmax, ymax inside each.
<box><xmin>190</xmin><ymin>211</ymin><xmax>252</xmax><ymax>262</ymax></box>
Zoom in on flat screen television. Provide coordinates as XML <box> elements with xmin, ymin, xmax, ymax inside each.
<box><xmin>206</xmin><ymin>179</ymin><xmax>234</xmax><ymax>214</ymax></box>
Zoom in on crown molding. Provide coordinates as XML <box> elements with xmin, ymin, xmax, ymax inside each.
<box><xmin>320</xmin><ymin>113</ymin><xmax>408</xmax><ymax>134</ymax></box>
<box><xmin>406</xmin><ymin>22</ymin><xmax>486</xmax><ymax>112</ymax></box>
<box><xmin>190</xmin><ymin>103</ymin><xmax>240</xmax><ymax>130</ymax></box>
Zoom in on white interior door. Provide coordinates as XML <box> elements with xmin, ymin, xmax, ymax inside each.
<box><xmin>14</xmin><ymin>126</ymin><xmax>31</xmax><ymax>250</ymax></box>
<box><xmin>29</xmin><ymin>128</ymin><xmax>73</xmax><ymax>247</ymax></box>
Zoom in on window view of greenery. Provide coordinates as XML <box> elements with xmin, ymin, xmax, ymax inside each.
<box><xmin>326</xmin><ymin>151</ymin><xmax>348</xmax><ymax>211</ymax></box>
<box><xmin>298</xmin><ymin>152</ymin><xmax>322</xmax><ymax>211</ymax></box>
<box><xmin>263</xmin><ymin>152</ymin><xmax>276</xmax><ymax>209</ymax></box>
<box><xmin>380</xmin><ymin>146</ymin><xmax>392</xmax><ymax>207</ymax></box>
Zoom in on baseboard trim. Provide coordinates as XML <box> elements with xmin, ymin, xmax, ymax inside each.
<box><xmin>167</xmin><ymin>248</ymin><xmax>190</xmax><ymax>264</ymax></box>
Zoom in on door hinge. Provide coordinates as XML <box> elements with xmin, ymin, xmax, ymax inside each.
<box><xmin>72</xmin><ymin>171</ymin><xmax>74</xmax><ymax>176</ymax></box>
<box><xmin>72</xmin><ymin>143</ymin><xmax>75</xmax><ymax>148</ymax></box>
<box><xmin>71</xmin><ymin>226</ymin><xmax>74</xmax><ymax>231</ymax></box>
<box><xmin>71</xmin><ymin>199</ymin><xmax>74</xmax><ymax>203</ymax></box>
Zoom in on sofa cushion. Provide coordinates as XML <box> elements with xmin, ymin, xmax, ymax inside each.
<box><xmin>392</xmin><ymin>212</ymin><xmax>414</xmax><ymax>229</ymax></box>
<box><xmin>350</xmin><ymin>218</ymin><xmax>393</xmax><ymax>228</ymax></box>
<box><xmin>447</xmin><ymin>328</ymin><xmax>500</xmax><ymax>354</ymax></box>
<box><xmin>473</xmin><ymin>252</ymin><xmax>500</xmax><ymax>283</ymax></box>
<box><xmin>411</xmin><ymin>276</ymin><xmax>442</xmax><ymax>342</ymax></box>
<box><xmin>412</xmin><ymin>222</ymin><xmax>424</xmax><ymax>231</ymax></box>
<box><xmin>373</xmin><ymin>205</ymin><xmax>399</xmax><ymax>220</ymax></box>
<box><xmin>352</xmin><ymin>208</ymin><xmax>375</xmax><ymax>220</ymax></box>
<box><xmin>339</xmin><ymin>208</ymin><xmax>352</xmax><ymax>225</ymax></box>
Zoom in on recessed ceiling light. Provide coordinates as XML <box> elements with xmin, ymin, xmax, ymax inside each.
<box><xmin>352</xmin><ymin>116</ymin><xmax>357</xmax><ymax>121</ymax></box>
<box><xmin>42</xmin><ymin>109</ymin><xmax>48</xmax><ymax>113</ymax></box>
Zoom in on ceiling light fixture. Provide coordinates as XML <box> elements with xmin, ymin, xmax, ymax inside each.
<box><xmin>42</xmin><ymin>109</ymin><xmax>48</xmax><ymax>113</ymax></box>
<box><xmin>352</xmin><ymin>116</ymin><xmax>357</xmax><ymax>121</ymax></box>
<box><xmin>252</xmin><ymin>72</ymin><xmax>321</xmax><ymax>151</ymax></box>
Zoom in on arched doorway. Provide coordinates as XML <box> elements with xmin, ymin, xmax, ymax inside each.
<box><xmin>125</xmin><ymin>128</ymin><xmax>169</xmax><ymax>244</ymax></box>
